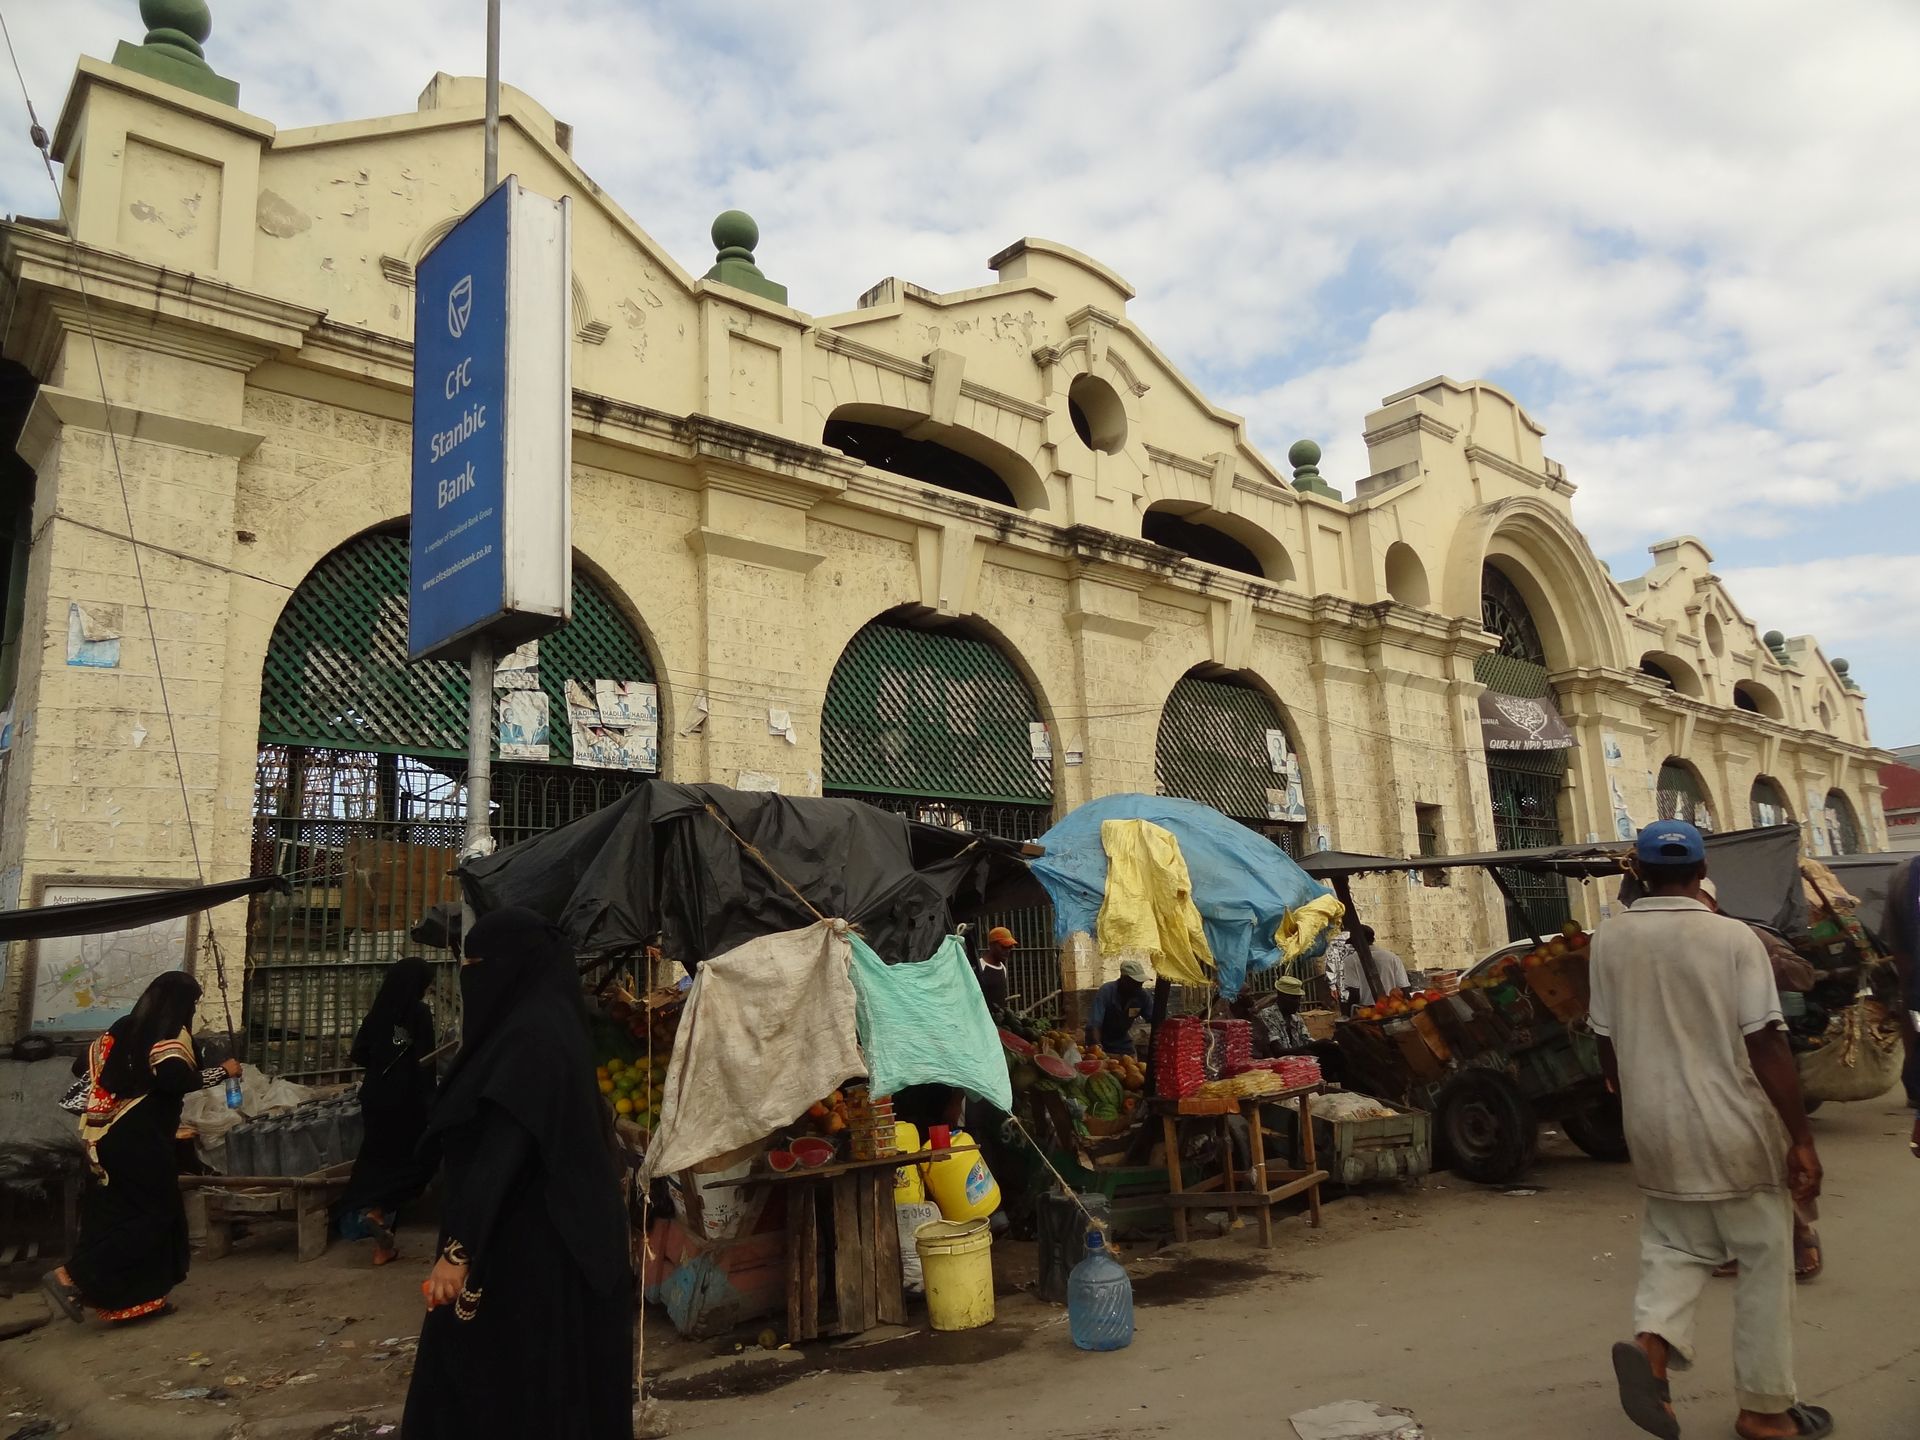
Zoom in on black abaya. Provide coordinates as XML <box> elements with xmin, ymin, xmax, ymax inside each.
<box><xmin>401</xmin><ymin>909</ymin><xmax>632</xmax><ymax>1440</ymax></box>
<box><xmin>68</xmin><ymin>1025</ymin><xmax>215</xmax><ymax>1315</ymax></box>
<box><xmin>340</xmin><ymin>997</ymin><xmax>437</xmax><ymax>1218</ymax></box>
<box><xmin>401</xmin><ymin>1104</ymin><xmax>632</xmax><ymax>1438</ymax></box>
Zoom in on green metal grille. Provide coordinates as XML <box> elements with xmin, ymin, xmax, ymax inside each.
<box><xmin>259</xmin><ymin>531</ymin><xmax>655</xmax><ymax>767</ymax></box>
<box><xmin>822</xmin><ymin>620</ymin><xmax>1051</xmax><ymax>804</ymax></box>
<box><xmin>1657</xmin><ymin>759</ymin><xmax>1714</xmax><ymax>831</ymax></box>
<box><xmin>1155</xmin><ymin>674</ymin><xmax>1297</xmax><ymax>822</ymax></box>
<box><xmin>1823</xmin><ymin>791</ymin><xmax>1861</xmax><ymax>855</ymax></box>
<box><xmin>1750</xmin><ymin>777</ymin><xmax>1791</xmax><ymax>828</ymax></box>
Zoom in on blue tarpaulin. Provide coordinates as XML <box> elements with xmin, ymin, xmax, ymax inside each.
<box><xmin>1031</xmin><ymin>794</ymin><xmax>1338</xmax><ymax>999</ymax></box>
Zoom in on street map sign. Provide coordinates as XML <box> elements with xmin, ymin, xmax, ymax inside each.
<box><xmin>408</xmin><ymin>176</ymin><xmax>573</xmax><ymax>662</ymax></box>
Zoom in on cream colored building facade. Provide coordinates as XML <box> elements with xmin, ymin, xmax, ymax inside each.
<box><xmin>0</xmin><ymin>42</ymin><xmax>1888</xmax><ymax>1042</ymax></box>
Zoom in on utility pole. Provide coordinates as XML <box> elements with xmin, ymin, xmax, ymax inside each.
<box><xmin>463</xmin><ymin>0</ymin><xmax>502</xmax><ymax>867</ymax></box>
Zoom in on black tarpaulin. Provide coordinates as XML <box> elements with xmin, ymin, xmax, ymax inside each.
<box><xmin>457</xmin><ymin>782</ymin><xmax>1046</xmax><ymax>966</ymax></box>
<box><xmin>0</xmin><ymin>874</ymin><xmax>291</xmax><ymax>944</ymax></box>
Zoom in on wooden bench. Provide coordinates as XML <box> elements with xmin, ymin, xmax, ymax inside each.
<box><xmin>182</xmin><ymin>1162</ymin><xmax>352</xmax><ymax>1262</ymax></box>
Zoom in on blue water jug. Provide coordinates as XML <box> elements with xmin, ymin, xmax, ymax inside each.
<box><xmin>1067</xmin><ymin>1228</ymin><xmax>1133</xmax><ymax>1351</ymax></box>
<box><xmin>225</xmin><ymin>1074</ymin><xmax>244</xmax><ymax>1109</ymax></box>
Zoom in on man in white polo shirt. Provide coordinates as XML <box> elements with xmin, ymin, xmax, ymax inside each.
<box><xmin>1590</xmin><ymin>820</ymin><xmax>1829</xmax><ymax>1440</ymax></box>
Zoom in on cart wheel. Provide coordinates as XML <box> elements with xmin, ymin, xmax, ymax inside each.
<box><xmin>1562</xmin><ymin>1095</ymin><xmax>1630</xmax><ymax>1162</ymax></box>
<box><xmin>1438</xmin><ymin>1070</ymin><xmax>1538</xmax><ymax>1185</ymax></box>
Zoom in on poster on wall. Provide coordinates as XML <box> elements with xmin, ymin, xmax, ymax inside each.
<box><xmin>1807</xmin><ymin>787</ymin><xmax>1832</xmax><ymax>855</ymax></box>
<box><xmin>1029</xmin><ymin>721</ymin><xmax>1052</xmax><ymax>764</ymax></box>
<box><xmin>30</xmin><ymin>883</ymin><xmax>196</xmax><ymax>1034</ymax></box>
<box><xmin>566</xmin><ymin>679</ymin><xmax>659</xmax><ymax>772</ymax></box>
<box><xmin>497</xmin><ymin>690</ymin><xmax>551</xmax><ymax>760</ymax></box>
<box><xmin>1609</xmin><ymin>777</ymin><xmax>1637</xmax><ymax>840</ymax></box>
<box><xmin>1265</xmin><ymin>728</ymin><xmax>1289</xmax><ymax>774</ymax></box>
<box><xmin>495</xmin><ymin>640</ymin><xmax>540</xmax><ymax>690</ymax></box>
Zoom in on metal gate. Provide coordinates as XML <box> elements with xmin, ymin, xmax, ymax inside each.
<box><xmin>821</xmin><ymin>616</ymin><xmax>1059</xmax><ymax>1007</ymax></box>
<box><xmin>1657</xmin><ymin>759</ymin><xmax>1715</xmax><ymax>831</ymax></box>
<box><xmin>246</xmin><ymin>529</ymin><xmax>658</xmax><ymax>1081</ymax></box>
<box><xmin>1479</xmin><ymin>565</ymin><xmax>1571</xmax><ymax>941</ymax></box>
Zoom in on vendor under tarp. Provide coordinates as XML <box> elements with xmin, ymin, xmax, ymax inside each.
<box><xmin>458</xmin><ymin>782</ymin><xmax>1046</xmax><ymax>967</ymax></box>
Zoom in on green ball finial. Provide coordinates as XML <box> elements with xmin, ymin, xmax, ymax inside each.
<box><xmin>1832</xmin><ymin>657</ymin><xmax>1849</xmax><ymax>675</ymax></box>
<box><xmin>1762</xmin><ymin>629</ymin><xmax>1784</xmax><ymax>648</ymax></box>
<box><xmin>711</xmin><ymin>210</ymin><xmax>759</xmax><ymax>261</ymax></box>
<box><xmin>1287</xmin><ymin>439</ymin><xmax>1321</xmax><ymax>469</ymax></box>
<box><xmin>141</xmin><ymin>0</ymin><xmax>213</xmax><ymax>54</ymax></box>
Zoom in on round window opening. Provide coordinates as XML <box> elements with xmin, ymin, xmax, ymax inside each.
<box><xmin>1067</xmin><ymin>374</ymin><xmax>1128</xmax><ymax>454</ymax></box>
<box><xmin>1705</xmin><ymin>613</ymin><xmax>1725</xmax><ymax>658</ymax></box>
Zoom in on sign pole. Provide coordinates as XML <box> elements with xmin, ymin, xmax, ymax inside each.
<box><xmin>464</xmin><ymin>0</ymin><xmax>503</xmax><ymax>867</ymax></box>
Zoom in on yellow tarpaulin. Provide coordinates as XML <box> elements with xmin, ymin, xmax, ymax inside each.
<box><xmin>1276</xmin><ymin>892</ymin><xmax>1345</xmax><ymax>966</ymax></box>
<box><xmin>1095</xmin><ymin>819</ymin><xmax>1214</xmax><ymax>986</ymax></box>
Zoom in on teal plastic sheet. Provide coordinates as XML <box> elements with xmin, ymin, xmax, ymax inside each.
<box><xmin>850</xmin><ymin>933</ymin><xmax>1013</xmax><ymax>1112</ymax></box>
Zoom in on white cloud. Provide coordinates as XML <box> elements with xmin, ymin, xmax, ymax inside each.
<box><xmin>3</xmin><ymin>0</ymin><xmax>1917</xmax><ymax>733</ymax></box>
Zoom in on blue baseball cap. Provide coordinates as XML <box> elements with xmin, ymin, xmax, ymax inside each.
<box><xmin>1635</xmin><ymin>819</ymin><xmax>1705</xmax><ymax>865</ymax></box>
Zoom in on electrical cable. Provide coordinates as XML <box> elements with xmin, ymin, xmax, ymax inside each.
<box><xmin>1</xmin><ymin>9</ymin><xmax>240</xmax><ymax>1047</ymax></box>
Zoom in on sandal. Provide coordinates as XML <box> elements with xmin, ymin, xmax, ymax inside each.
<box><xmin>40</xmin><ymin>1270</ymin><xmax>83</xmax><ymax>1324</ymax></box>
<box><xmin>1612</xmin><ymin>1341</ymin><xmax>1681</xmax><ymax>1440</ymax></box>
<box><xmin>1742</xmin><ymin>1403</ymin><xmax>1833</xmax><ymax>1440</ymax></box>
<box><xmin>1793</xmin><ymin>1229</ymin><xmax>1821</xmax><ymax>1283</ymax></box>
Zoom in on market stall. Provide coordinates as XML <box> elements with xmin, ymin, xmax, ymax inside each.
<box><xmin>1299</xmin><ymin>823</ymin><xmax>1896</xmax><ymax>1184</ymax></box>
<box><xmin>457</xmin><ymin>781</ymin><xmax>1041</xmax><ymax>1340</ymax></box>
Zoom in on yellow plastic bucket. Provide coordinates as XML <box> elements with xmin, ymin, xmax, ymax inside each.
<box><xmin>892</xmin><ymin>1122</ymin><xmax>925</xmax><ymax>1204</ymax></box>
<box><xmin>914</xmin><ymin>1217</ymin><xmax>994</xmax><ymax>1331</ymax></box>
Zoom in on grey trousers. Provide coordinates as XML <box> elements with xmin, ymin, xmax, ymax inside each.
<box><xmin>1633</xmin><ymin>1189</ymin><xmax>1797</xmax><ymax>1414</ymax></box>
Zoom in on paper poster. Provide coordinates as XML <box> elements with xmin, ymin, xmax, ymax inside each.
<box><xmin>66</xmin><ymin>602</ymin><xmax>120</xmax><ymax>669</ymax></box>
<box><xmin>1602</xmin><ymin>730</ymin><xmax>1623</xmax><ymax>765</ymax></box>
<box><xmin>682</xmin><ymin>691</ymin><xmax>710</xmax><ymax>736</ymax></box>
<box><xmin>1807</xmin><ymin>787</ymin><xmax>1832</xmax><ymax>855</ymax></box>
<box><xmin>767</xmin><ymin>706</ymin><xmax>797</xmax><ymax>745</ymax></box>
<box><xmin>597</xmin><ymin>679</ymin><xmax>659</xmax><ymax>731</ymax></box>
<box><xmin>1609</xmin><ymin>777</ymin><xmax>1636</xmax><ymax>840</ymax></box>
<box><xmin>497</xmin><ymin>690</ymin><xmax>550</xmax><ymax>760</ymax></box>
<box><xmin>1266</xmin><ymin>728</ymin><xmax>1289</xmax><ymax>774</ymax></box>
<box><xmin>1064</xmin><ymin>749</ymin><xmax>1084</xmax><ymax>767</ymax></box>
<box><xmin>1029</xmin><ymin>721</ymin><xmax>1052</xmax><ymax>763</ymax></box>
<box><xmin>736</xmin><ymin>770</ymin><xmax>781</xmax><ymax>793</ymax></box>
<box><xmin>1266</xmin><ymin>788</ymin><xmax>1289</xmax><ymax>822</ymax></box>
<box><xmin>566</xmin><ymin>679</ymin><xmax>658</xmax><ymax>772</ymax></box>
<box><xmin>495</xmin><ymin>640</ymin><xmax>540</xmax><ymax>690</ymax></box>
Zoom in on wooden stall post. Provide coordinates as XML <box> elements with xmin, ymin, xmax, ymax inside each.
<box><xmin>1332</xmin><ymin>875</ymin><xmax>1385</xmax><ymax>1006</ymax></box>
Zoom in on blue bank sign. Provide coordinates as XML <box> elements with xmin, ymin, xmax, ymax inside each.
<box><xmin>409</xmin><ymin>177</ymin><xmax>573</xmax><ymax>663</ymax></box>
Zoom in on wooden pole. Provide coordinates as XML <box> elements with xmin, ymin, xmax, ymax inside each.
<box><xmin>1488</xmin><ymin>867</ymin><xmax>1545</xmax><ymax>947</ymax></box>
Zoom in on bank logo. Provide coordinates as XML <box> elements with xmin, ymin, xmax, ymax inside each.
<box><xmin>447</xmin><ymin>275</ymin><xmax>473</xmax><ymax>338</ymax></box>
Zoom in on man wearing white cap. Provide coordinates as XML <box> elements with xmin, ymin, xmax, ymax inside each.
<box><xmin>1084</xmin><ymin>957</ymin><xmax>1156</xmax><ymax>1058</ymax></box>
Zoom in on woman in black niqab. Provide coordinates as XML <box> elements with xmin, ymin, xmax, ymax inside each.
<box><xmin>339</xmin><ymin>957</ymin><xmax>438</xmax><ymax>1264</ymax></box>
<box><xmin>45</xmin><ymin>971</ymin><xmax>238</xmax><ymax>1323</ymax></box>
<box><xmin>402</xmin><ymin>908</ymin><xmax>633</xmax><ymax>1440</ymax></box>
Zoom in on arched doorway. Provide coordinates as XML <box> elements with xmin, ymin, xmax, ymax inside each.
<box><xmin>1657</xmin><ymin>759</ymin><xmax>1715</xmax><ymax>831</ymax></box>
<box><xmin>821</xmin><ymin>613</ymin><xmax>1057</xmax><ymax>1000</ymax></box>
<box><xmin>1479</xmin><ymin>564</ymin><xmax>1572</xmax><ymax>939</ymax></box>
<box><xmin>1822</xmin><ymin>789</ymin><xmax>1862</xmax><ymax>856</ymax></box>
<box><xmin>247</xmin><ymin>530</ymin><xmax>659</xmax><ymax>1078</ymax></box>
<box><xmin>1750</xmin><ymin>776</ymin><xmax>1792</xmax><ymax>828</ymax></box>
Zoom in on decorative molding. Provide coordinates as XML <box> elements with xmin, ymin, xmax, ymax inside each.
<box><xmin>812</xmin><ymin>330</ymin><xmax>933</xmax><ymax>384</ymax></box>
<box><xmin>683</xmin><ymin>525</ymin><xmax>825</xmax><ymax>574</ymax></box>
<box><xmin>1362</xmin><ymin>411</ymin><xmax>1460</xmax><ymax>447</ymax></box>
<box><xmin>1463</xmin><ymin>444</ymin><xmax>1553</xmax><ymax>490</ymax></box>
<box><xmin>576</xmin><ymin>320</ymin><xmax>611</xmax><ymax>347</ymax></box>
<box><xmin>378</xmin><ymin>255</ymin><xmax>414</xmax><ymax>288</ymax></box>
<box><xmin>956</xmin><ymin>380</ymin><xmax>1050</xmax><ymax>423</ymax></box>
<box><xmin>22</xmin><ymin>386</ymin><xmax>265</xmax><ymax>463</ymax></box>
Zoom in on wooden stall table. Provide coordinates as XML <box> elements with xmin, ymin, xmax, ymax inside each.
<box><xmin>181</xmin><ymin>1161</ymin><xmax>353</xmax><ymax>1262</ymax></box>
<box><xmin>718</xmin><ymin>1148</ymin><xmax>943</xmax><ymax>1342</ymax></box>
<box><xmin>1150</xmin><ymin>1085</ymin><xmax>1329</xmax><ymax>1247</ymax></box>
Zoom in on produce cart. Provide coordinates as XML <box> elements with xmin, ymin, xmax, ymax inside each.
<box><xmin>1300</xmin><ymin>824</ymin><xmax>1821</xmax><ymax>1185</ymax></box>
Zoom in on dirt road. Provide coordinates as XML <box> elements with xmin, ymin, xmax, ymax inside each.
<box><xmin>0</xmin><ymin>1096</ymin><xmax>1912</xmax><ymax>1439</ymax></box>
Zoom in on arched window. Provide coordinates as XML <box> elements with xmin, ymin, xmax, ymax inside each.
<box><xmin>249</xmin><ymin>530</ymin><xmax>658</xmax><ymax>1079</ymax></box>
<box><xmin>1823</xmin><ymin>790</ymin><xmax>1862</xmax><ymax>856</ymax></box>
<box><xmin>1478</xmin><ymin>563</ymin><xmax>1570</xmax><ymax>939</ymax></box>
<box><xmin>822</xmin><ymin>614</ymin><xmax>1055</xmax><ymax>998</ymax></box>
<box><xmin>1155</xmin><ymin>669</ymin><xmax>1307</xmax><ymax>855</ymax></box>
<box><xmin>1657</xmin><ymin>759</ymin><xmax>1715</xmax><ymax>831</ymax></box>
<box><xmin>1384</xmin><ymin>542</ymin><xmax>1430</xmax><ymax>608</ymax></box>
<box><xmin>1750</xmin><ymin>776</ymin><xmax>1792</xmax><ymax>829</ymax></box>
<box><xmin>1733</xmin><ymin>681</ymin><xmax>1784</xmax><ymax>719</ymax></box>
<box><xmin>1142</xmin><ymin>506</ymin><xmax>1266</xmax><ymax>579</ymax></box>
<box><xmin>824</xmin><ymin>418</ymin><xmax>1019</xmax><ymax>508</ymax></box>
<box><xmin>1639</xmin><ymin>651</ymin><xmax>1703</xmax><ymax>698</ymax></box>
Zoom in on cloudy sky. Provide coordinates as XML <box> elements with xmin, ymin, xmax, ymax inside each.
<box><xmin>7</xmin><ymin>1</ymin><xmax>1918</xmax><ymax>743</ymax></box>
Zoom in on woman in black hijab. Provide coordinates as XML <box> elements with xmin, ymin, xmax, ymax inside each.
<box><xmin>43</xmin><ymin>971</ymin><xmax>239</xmax><ymax>1324</ymax></box>
<box><xmin>340</xmin><ymin>957</ymin><xmax>438</xmax><ymax>1265</ymax></box>
<box><xmin>403</xmin><ymin>908</ymin><xmax>633</xmax><ymax>1439</ymax></box>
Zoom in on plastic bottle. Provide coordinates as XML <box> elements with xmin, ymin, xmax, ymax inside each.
<box><xmin>224</xmin><ymin>1073</ymin><xmax>244</xmax><ymax>1109</ymax></box>
<box><xmin>1067</xmin><ymin>1228</ymin><xmax>1134</xmax><ymax>1351</ymax></box>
